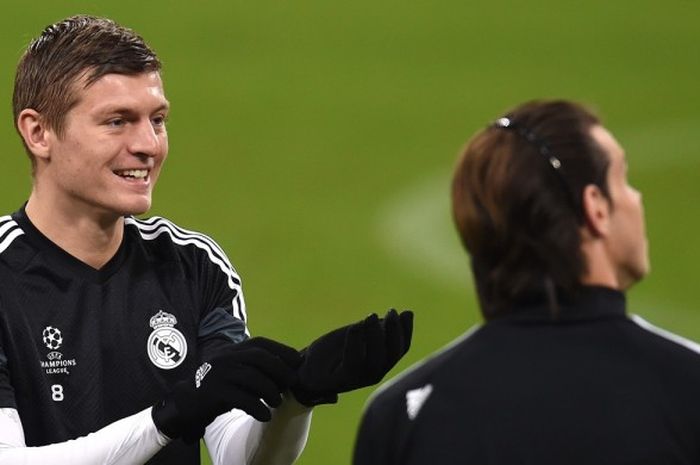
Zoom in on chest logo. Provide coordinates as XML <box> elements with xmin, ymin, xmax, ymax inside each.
<box><xmin>39</xmin><ymin>326</ymin><xmax>77</xmax><ymax>376</ymax></box>
<box><xmin>147</xmin><ymin>311</ymin><xmax>188</xmax><ymax>370</ymax></box>
<box><xmin>406</xmin><ymin>383</ymin><xmax>433</xmax><ymax>420</ymax></box>
<box><xmin>42</xmin><ymin>326</ymin><xmax>63</xmax><ymax>350</ymax></box>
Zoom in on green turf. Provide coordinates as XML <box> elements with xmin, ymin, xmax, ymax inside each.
<box><xmin>1</xmin><ymin>2</ymin><xmax>699</xmax><ymax>464</ymax></box>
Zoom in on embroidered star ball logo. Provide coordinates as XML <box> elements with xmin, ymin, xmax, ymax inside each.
<box><xmin>405</xmin><ymin>384</ymin><xmax>433</xmax><ymax>420</ymax></box>
<box><xmin>42</xmin><ymin>326</ymin><xmax>63</xmax><ymax>350</ymax></box>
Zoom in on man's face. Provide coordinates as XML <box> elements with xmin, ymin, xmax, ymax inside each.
<box><xmin>591</xmin><ymin>125</ymin><xmax>650</xmax><ymax>289</ymax></box>
<box><xmin>43</xmin><ymin>71</ymin><xmax>169</xmax><ymax>217</ymax></box>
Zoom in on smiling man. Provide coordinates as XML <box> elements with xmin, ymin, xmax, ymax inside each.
<box><xmin>0</xmin><ymin>15</ymin><xmax>412</xmax><ymax>465</ymax></box>
<box><xmin>353</xmin><ymin>100</ymin><xmax>700</xmax><ymax>464</ymax></box>
<box><xmin>21</xmin><ymin>70</ymin><xmax>169</xmax><ymax>268</ymax></box>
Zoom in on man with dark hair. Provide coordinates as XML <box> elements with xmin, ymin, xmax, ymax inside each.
<box><xmin>0</xmin><ymin>15</ymin><xmax>413</xmax><ymax>465</ymax></box>
<box><xmin>353</xmin><ymin>100</ymin><xmax>700</xmax><ymax>464</ymax></box>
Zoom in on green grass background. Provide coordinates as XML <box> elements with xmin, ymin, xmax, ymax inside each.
<box><xmin>1</xmin><ymin>1</ymin><xmax>698</xmax><ymax>463</ymax></box>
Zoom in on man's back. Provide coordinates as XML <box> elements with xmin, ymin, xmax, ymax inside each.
<box><xmin>354</xmin><ymin>287</ymin><xmax>700</xmax><ymax>465</ymax></box>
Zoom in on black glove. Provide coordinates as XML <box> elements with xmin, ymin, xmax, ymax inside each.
<box><xmin>291</xmin><ymin>309</ymin><xmax>413</xmax><ymax>406</ymax></box>
<box><xmin>152</xmin><ymin>337</ymin><xmax>301</xmax><ymax>443</ymax></box>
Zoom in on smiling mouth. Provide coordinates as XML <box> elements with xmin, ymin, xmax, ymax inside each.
<box><xmin>114</xmin><ymin>169</ymin><xmax>149</xmax><ymax>180</ymax></box>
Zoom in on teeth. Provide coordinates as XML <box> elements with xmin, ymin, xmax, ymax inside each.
<box><xmin>116</xmin><ymin>169</ymin><xmax>148</xmax><ymax>179</ymax></box>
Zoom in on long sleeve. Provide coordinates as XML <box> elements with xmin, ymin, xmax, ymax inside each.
<box><xmin>204</xmin><ymin>396</ymin><xmax>312</xmax><ymax>465</ymax></box>
<box><xmin>0</xmin><ymin>407</ymin><xmax>169</xmax><ymax>465</ymax></box>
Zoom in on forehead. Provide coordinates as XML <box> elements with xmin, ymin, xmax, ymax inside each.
<box><xmin>72</xmin><ymin>71</ymin><xmax>168</xmax><ymax>111</ymax></box>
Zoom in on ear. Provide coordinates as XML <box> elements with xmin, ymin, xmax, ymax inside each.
<box><xmin>16</xmin><ymin>109</ymin><xmax>53</xmax><ymax>161</ymax></box>
<box><xmin>581</xmin><ymin>184</ymin><xmax>611</xmax><ymax>238</ymax></box>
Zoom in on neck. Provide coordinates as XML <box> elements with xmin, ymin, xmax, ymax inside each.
<box><xmin>579</xmin><ymin>239</ymin><xmax>621</xmax><ymax>290</ymax></box>
<box><xmin>25</xmin><ymin>191</ymin><xmax>124</xmax><ymax>270</ymax></box>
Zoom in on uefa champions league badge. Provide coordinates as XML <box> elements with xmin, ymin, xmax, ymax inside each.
<box><xmin>147</xmin><ymin>310</ymin><xmax>188</xmax><ymax>370</ymax></box>
<box><xmin>39</xmin><ymin>326</ymin><xmax>78</xmax><ymax>375</ymax></box>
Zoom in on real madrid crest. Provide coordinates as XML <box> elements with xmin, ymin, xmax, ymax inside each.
<box><xmin>147</xmin><ymin>310</ymin><xmax>188</xmax><ymax>370</ymax></box>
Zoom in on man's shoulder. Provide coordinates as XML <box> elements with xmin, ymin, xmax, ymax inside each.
<box><xmin>125</xmin><ymin>215</ymin><xmax>219</xmax><ymax>246</ymax></box>
<box><xmin>626</xmin><ymin>314</ymin><xmax>700</xmax><ymax>362</ymax></box>
<box><xmin>125</xmin><ymin>215</ymin><xmax>230</xmax><ymax>260</ymax></box>
<box><xmin>1</xmin><ymin>212</ymin><xmax>26</xmax><ymax>243</ymax></box>
<box><xmin>365</xmin><ymin>325</ymin><xmax>482</xmax><ymax>411</ymax></box>
<box><xmin>0</xmin><ymin>213</ymin><xmax>33</xmax><ymax>272</ymax></box>
<box><xmin>125</xmin><ymin>215</ymin><xmax>241</xmax><ymax>286</ymax></box>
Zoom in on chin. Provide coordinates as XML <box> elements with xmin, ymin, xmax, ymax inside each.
<box><xmin>115</xmin><ymin>199</ymin><xmax>152</xmax><ymax>217</ymax></box>
<box><xmin>620</xmin><ymin>263</ymin><xmax>649</xmax><ymax>290</ymax></box>
<box><xmin>128</xmin><ymin>205</ymin><xmax>152</xmax><ymax>216</ymax></box>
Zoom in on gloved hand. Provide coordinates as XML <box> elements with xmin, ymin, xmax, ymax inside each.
<box><xmin>152</xmin><ymin>337</ymin><xmax>301</xmax><ymax>443</ymax></box>
<box><xmin>291</xmin><ymin>309</ymin><xmax>413</xmax><ymax>407</ymax></box>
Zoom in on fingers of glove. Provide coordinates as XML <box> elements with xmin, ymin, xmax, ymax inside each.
<box><xmin>341</xmin><ymin>314</ymin><xmax>378</xmax><ymax>375</ymax></box>
<box><xmin>244</xmin><ymin>337</ymin><xmax>302</xmax><ymax>369</ymax></box>
<box><xmin>382</xmin><ymin>308</ymin><xmax>399</xmax><ymax>325</ymax></box>
<box><xmin>215</xmin><ymin>346</ymin><xmax>298</xmax><ymax>388</ymax></box>
<box><xmin>340</xmin><ymin>313</ymin><xmax>385</xmax><ymax>386</ymax></box>
<box><xmin>381</xmin><ymin>309</ymin><xmax>405</xmax><ymax>369</ymax></box>
<box><xmin>398</xmin><ymin>310</ymin><xmax>414</xmax><ymax>353</ymax></box>
<box><xmin>381</xmin><ymin>310</ymin><xmax>413</xmax><ymax>374</ymax></box>
<box><xmin>363</xmin><ymin>312</ymin><xmax>380</xmax><ymax>327</ymax></box>
<box><xmin>299</xmin><ymin>314</ymin><xmax>382</xmax><ymax>392</ymax></box>
<box><xmin>217</xmin><ymin>366</ymin><xmax>287</xmax><ymax>407</ymax></box>
<box><xmin>365</xmin><ymin>313</ymin><xmax>390</xmax><ymax>382</ymax></box>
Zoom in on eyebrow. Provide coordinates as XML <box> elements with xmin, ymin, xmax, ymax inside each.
<box><xmin>95</xmin><ymin>102</ymin><xmax>170</xmax><ymax>117</ymax></box>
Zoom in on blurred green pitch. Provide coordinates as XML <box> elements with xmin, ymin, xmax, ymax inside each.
<box><xmin>0</xmin><ymin>1</ymin><xmax>698</xmax><ymax>464</ymax></box>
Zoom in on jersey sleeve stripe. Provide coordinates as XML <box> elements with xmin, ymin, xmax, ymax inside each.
<box><xmin>127</xmin><ymin>217</ymin><xmax>239</xmax><ymax>280</ymax></box>
<box><xmin>235</xmin><ymin>293</ymin><xmax>247</xmax><ymax>323</ymax></box>
<box><xmin>127</xmin><ymin>221</ymin><xmax>241</xmax><ymax>288</ymax></box>
<box><xmin>130</xmin><ymin>216</ymin><xmax>231</xmax><ymax>265</ymax></box>
<box><xmin>161</xmin><ymin>219</ymin><xmax>236</xmax><ymax>275</ymax></box>
<box><xmin>226</xmin><ymin>289</ymin><xmax>245</xmax><ymax>322</ymax></box>
<box><xmin>0</xmin><ymin>226</ymin><xmax>24</xmax><ymax>255</ymax></box>
<box><xmin>125</xmin><ymin>217</ymin><xmax>240</xmax><ymax>282</ymax></box>
<box><xmin>0</xmin><ymin>220</ymin><xmax>20</xmax><ymax>238</ymax></box>
<box><xmin>630</xmin><ymin>314</ymin><xmax>700</xmax><ymax>355</ymax></box>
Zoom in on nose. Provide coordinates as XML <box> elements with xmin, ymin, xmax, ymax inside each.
<box><xmin>128</xmin><ymin>119</ymin><xmax>163</xmax><ymax>158</ymax></box>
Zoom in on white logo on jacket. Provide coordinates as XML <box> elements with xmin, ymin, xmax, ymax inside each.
<box><xmin>42</xmin><ymin>326</ymin><xmax>63</xmax><ymax>350</ymax></box>
<box><xmin>147</xmin><ymin>310</ymin><xmax>188</xmax><ymax>370</ymax></box>
<box><xmin>406</xmin><ymin>384</ymin><xmax>433</xmax><ymax>420</ymax></box>
<box><xmin>195</xmin><ymin>362</ymin><xmax>212</xmax><ymax>388</ymax></box>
